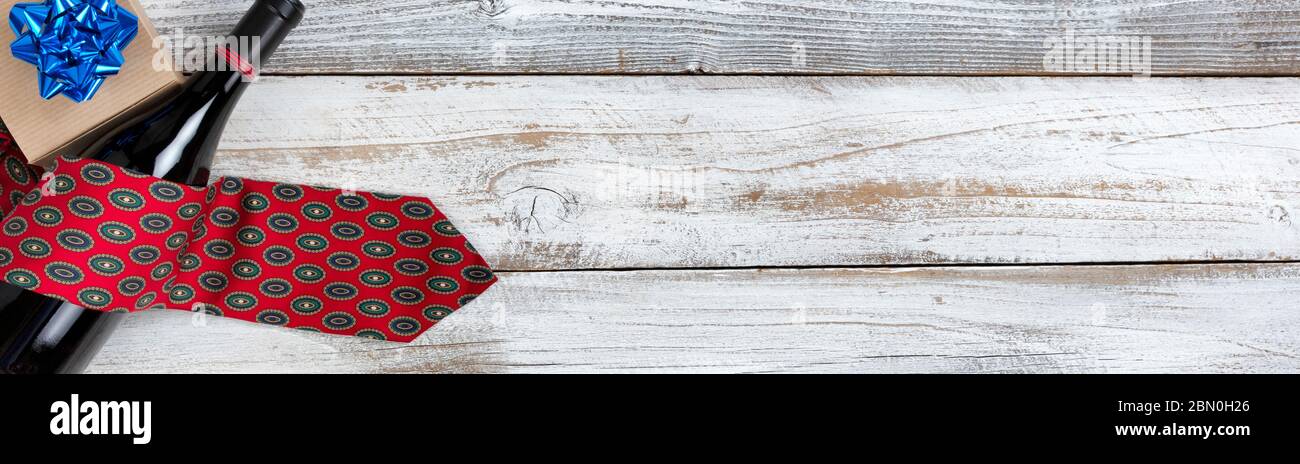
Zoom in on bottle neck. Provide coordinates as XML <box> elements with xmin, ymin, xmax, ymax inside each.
<box><xmin>92</xmin><ymin>1</ymin><xmax>301</xmax><ymax>185</ymax></box>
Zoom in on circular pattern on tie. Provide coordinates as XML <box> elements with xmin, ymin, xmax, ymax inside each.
<box><xmin>290</xmin><ymin>296</ymin><xmax>323</xmax><ymax>315</ymax></box>
<box><xmin>373</xmin><ymin>193</ymin><xmax>401</xmax><ymax>201</ymax></box>
<box><xmin>295</xmin><ymin>234</ymin><xmax>329</xmax><ymax>253</ymax></box>
<box><xmin>19</xmin><ymin>238</ymin><xmax>52</xmax><ymax>258</ymax></box>
<box><xmin>209</xmin><ymin>207</ymin><xmax>240</xmax><ymax>227</ymax></box>
<box><xmin>204</xmin><ymin>239</ymin><xmax>236</xmax><ymax>260</ymax></box>
<box><xmin>80</xmin><ymin>164</ymin><xmax>114</xmax><ymax>186</ymax></box>
<box><xmin>151</xmin><ymin>263</ymin><xmax>174</xmax><ymax>281</ymax></box>
<box><xmin>0</xmin><ymin>248</ymin><xmax>11</xmax><ymax>267</ymax></box>
<box><xmin>329</xmin><ymin>222</ymin><xmax>364</xmax><ymax>240</ymax></box>
<box><xmin>55</xmin><ymin>229</ymin><xmax>94</xmax><ymax>252</ymax></box>
<box><xmin>129</xmin><ymin>245</ymin><xmax>162</xmax><ymax>265</ymax></box>
<box><xmin>323</xmin><ymin>282</ymin><xmax>358</xmax><ymax>301</ymax></box>
<box><xmin>458</xmin><ymin>294</ymin><xmax>478</xmax><ymax>306</ymax></box>
<box><xmin>139</xmin><ymin>213</ymin><xmax>173</xmax><ymax>234</ymax></box>
<box><xmin>394</xmin><ymin>258</ymin><xmax>429</xmax><ymax>276</ymax></box>
<box><xmin>134</xmin><ymin>292</ymin><xmax>156</xmax><ymax>310</ymax></box>
<box><xmin>422</xmin><ymin>305</ymin><xmax>453</xmax><ymax>322</ymax></box>
<box><xmin>388</xmin><ymin>316</ymin><xmax>422</xmax><ymax>337</ymax></box>
<box><xmin>326</xmin><ymin>252</ymin><xmax>360</xmax><ymax>271</ymax></box>
<box><xmin>148</xmin><ymin>182</ymin><xmax>185</xmax><ymax>202</ymax></box>
<box><xmin>195</xmin><ymin>304</ymin><xmax>222</xmax><ymax>317</ymax></box>
<box><xmin>97</xmin><ymin>221</ymin><xmax>135</xmax><ymax>244</ymax></box>
<box><xmin>391</xmin><ymin>286</ymin><xmax>426</xmax><ymax>305</ymax></box>
<box><xmin>3</xmin><ymin>159</ymin><xmax>29</xmax><ymax>184</ymax></box>
<box><xmin>220</xmin><ymin>178</ymin><xmax>243</xmax><ymax>194</ymax></box>
<box><xmin>292</xmin><ymin>264</ymin><xmax>326</xmax><ymax>284</ymax></box>
<box><xmin>426</xmin><ymin>277</ymin><xmax>460</xmax><ymax>295</ymax></box>
<box><xmin>396</xmin><ymin>231</ymin><xmax>432</xmax><ymax>248</ymax></box>
<box><xmin>429</xmin><ymin>248</ymin><xmax>463</xmax><ymax>266</ymax></box>
<box><xmin>161</xmin><ymin>276</ymin><xmax>178</xmax><ymax>293</ymax></box>
<box><xmin>301</xmin><ymin>202</ymin><xmax>332</xmax><ymax>222</ymax></box>
<box><xmin>67</xmin><ymin>195</ymin><xmax>105</xmax><ymax>218</ymax></box>
<box><xmin>5</xmin><ymin>156</ymin><xmax>30</xmax><ymax>184</ymax></box>
<box><xmin>266</xmin><ymin>213</ymin><xmax>299</xmax><ymax>233</ymax></box>
<box><xmin>169</xmin><ymin>285</ymin><xmax>195</xmax><ymax>304</ymax></box>
<box><xmin>400</xmin><ymin>201</ymin><xmax>434</xmax><ymax>220</ymax></box>
<box><xmin>8</xmin><ymin>190</ymin><xmax>22</xmax><ymax>209</ymax></box>
<box><xmin>432</xmin><ymin>220</ymin><xmax>460</xmax><ymax>237</ymax></box>
<box><xmin>259</xmin><ymin>278</ymin><xmax>293</xmax><ymax>298</ymax></box>
<box><xmin>31</xmin><ymin>206</ymin><xmax>62</xmax><ymax>227</ymax></box>
<box><xmin>176</xmin><ymin>202</ymin><xmax>203</xmax><ymax>220</ymax></box>
<box><xmin>365</xmin><ymin>212</ymin><xmax>399</xmax><ymax>230</ymax></box>
<box><xmin>225</xmin><ymin>292</ymin><xmax>258</xmax><ymax>311</ymax></box>
<box><xmin>198</xmin><ymin>271</ymin><xmax>229</xmax><ymax>292</ymax></box>
<box><xmin>232</xmin><ymin>259</ymin><xmax>262</xmax><ymax>280</ymax></box>
<box><xmin>107</xmin><ymin>188</ymin><xmax>145</xmax><ymax>211</ymax></box>
<box><xmin>50</xmin><ymin>174</ymin><xmax>76</xmax><ymax>194</ymax></box>
<box><xmin>5</xmin><ymin>269</ymin><xmax>40</xmax><ymax>289</ymax></box>
<box><xmin>321</xmin><ymin>312</ymin><xmax>356</xmax><ymax>331</ymax></box>
<box><xmin>20</xmin><ymin>190</ymin><xmax>42</xmax><ymax>207</ymax></box>
<box><xmin>263</xmin><ymin>246</ymin><xmax>295</xmax><ymax>266</ymax></box>
<box><xmin>117</xmin><ymin>277</ymin><xmax>146</xmax><ymax>296</ymax></box>
<box><xmin>44</xmin><ymin>261</ymin><xmax>84</xmax><ymax>285</ymax></box>
<box><xmin>336</xmin><ymin>194</ymin><xmax>368</xmax><ymax>212</ymax></box>
<box><xmin>77</xmin><ymin>287</ymin><xmax>112</xmax><ymax>309</ymax></box>
<box><xmin>178</xmin><ymin>253</ymin><xmax>202</xmax><ymax>272</ymax></box>
<box><xmin>272</xmin><ymin>184</ymin><xmax>304</xmax><ymax>202</ymax></box>
<box><xmin>361</xmin><ymin>241</ymin><xmax>396</xmax><ymax>259</ymax></box>
<box><xmin>461</xmin><ymin>266</ymin><xmax>495</xmax><ymax>284</ymax></box>
<box><xmin>355</xmin><ymin>329</ymin><xmax>386</xmax><ymax>341</ymax></box>
<box><xmin>190</xmin><ymin>222</ymin><xmax>207</xmax><ymax>241</ymax></box>
<box><xmin>87</xmin><ymin>255</ymin><xmax>125</xmax><ymax>276</ymax></box>
<box><xmin>256</xmin><ymin>309</ymin><xmax>289</xmax><ymax>326</ymax></box>
<box><xmin>204</xmin><ymin>187</ymin><xmax>217</xmax><ymax>204</ymax></box>
<box><xmin>356</xmin><ymin>299</ymin><xmax>390</xmax><ymax>317</ymax></box>
<box><xmin>236</xmin><ymin>226</ymin><xmax>266</xmax><ymax>246</ymax></box>
<box><xmin>358</xmin><ymin>269</ymin><xmax>392</xmax><ymax>288</ymax></box>
<box><xmin>3</xmin><ymin>217</ymin><xmax>27</xmax><ymax>236</ymax></box>
<box><xmin>165</xmin><ymin>231</ymin><xmax>189</xmax><ymax>251</ymax></box>
<box><xmin>241</xmin><ymin>193</ymin><xmax>270</xmax><ymax>213</ymax></box>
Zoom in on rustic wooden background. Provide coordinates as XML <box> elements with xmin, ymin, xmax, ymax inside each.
<box><xmin>86</xmin><ymin>0</ymin><xmax>1300</xmax><ymax>373</ymax></box>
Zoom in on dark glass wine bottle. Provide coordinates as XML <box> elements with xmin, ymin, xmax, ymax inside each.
<box><xmin>0</xmin><ymin>0</ymin><xmax>305</xmax><ymax>374</ymax></box>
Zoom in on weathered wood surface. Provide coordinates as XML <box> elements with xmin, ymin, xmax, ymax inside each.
<box><xmin>140</xmin><ymin>0</ymin><xmax>1300</xmax><ymax>75</ymax></box>
<box><xmin>197</xmin><ymin>75</ymin><xmax>1300</xmax><ymax>270</ymax></box>
<box><xmin>86</xmin><ymin>263</ymin><xmax>1300</xmax><ymax>373</ymax></box>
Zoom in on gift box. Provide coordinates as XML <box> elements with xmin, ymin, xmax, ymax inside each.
<box><xmin>0</xmin><ymin>0</ymin><xmax>183</xmax><ymax>165</ymax></box>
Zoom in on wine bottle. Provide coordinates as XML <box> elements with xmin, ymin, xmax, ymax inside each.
<box><xmin>0</xmin><ymin>0</ymin><xmax>305</xmax><ymax>374</ymax></box>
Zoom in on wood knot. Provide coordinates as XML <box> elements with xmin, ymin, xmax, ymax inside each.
<box><xmin>1268</xmin><ymin>204</ymin><xmax>1291</xmax><ymax>226</ymax></box>
<box><xmin>504</xmin><ymin>186</ymin><xmax>581</xmax><ymax>234</ymax></box>
<box><xmin>477</xmin><ymin>0</ymin><xmax>511</xmax><ymax>18</ymax></box>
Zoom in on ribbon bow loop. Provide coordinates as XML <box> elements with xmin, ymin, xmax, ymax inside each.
<box><xmin>8</xmin><ymin>0</ymin><xmax>138</xmax><ymax>103</ymax></box>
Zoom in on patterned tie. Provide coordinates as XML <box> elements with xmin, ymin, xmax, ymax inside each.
<box><xmin>0</xmin><ymin>131</ymin><xmax>495</xmax><ymax>342</ymax></box>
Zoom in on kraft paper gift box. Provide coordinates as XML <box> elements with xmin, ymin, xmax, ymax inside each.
<box><xmin>0</xmin><ymin>0</ymin><xmax>184</xmax><ymax>165</ymax></box>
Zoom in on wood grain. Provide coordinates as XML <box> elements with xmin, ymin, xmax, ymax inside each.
<box><xmin>86</xmin><ymin>263</ymin><xmax>1300</xmax><ymax>373</ymax></box>
<box><xmin>139</xmin><ymin>0</ymin><xmax>1300</xmax><ymax>75</ymax></box>
<box><xmin>200</xmin><ymin>75</ymin><xmax>1300</xmax><ymax>270</ymax></box>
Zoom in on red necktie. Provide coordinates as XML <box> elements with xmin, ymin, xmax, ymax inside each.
<box><xmin>0</xmin><ymin>132</ymin><xmax>496</xmax><ymax>342</ymax></box>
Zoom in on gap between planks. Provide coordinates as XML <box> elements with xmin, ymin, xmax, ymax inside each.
<box><xmin>492</xmin><ymin>259</ymin><xmax>1300</xmax><ymax>273</ymax></box>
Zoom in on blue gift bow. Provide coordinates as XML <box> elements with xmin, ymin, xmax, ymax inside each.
<box><xmin>9</xmin><ymin>0</ymin><xmax>138</xmax><ymax>103</ymax></box>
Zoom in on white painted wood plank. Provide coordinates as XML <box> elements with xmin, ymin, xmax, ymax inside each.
<box><xmin>86</xmin><ymin>263</ymin><xmax>1300</xmax><ymax>373</ymax></box>
<box><xmin>139</xmin><ymin>0</ymin><xmax>1300</xmax><ymax>75</ymax></box>
<box><xmin>201</xmin><ymin>75</ymin><xmax>1300</xmax><ymax>269</ymax></box>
